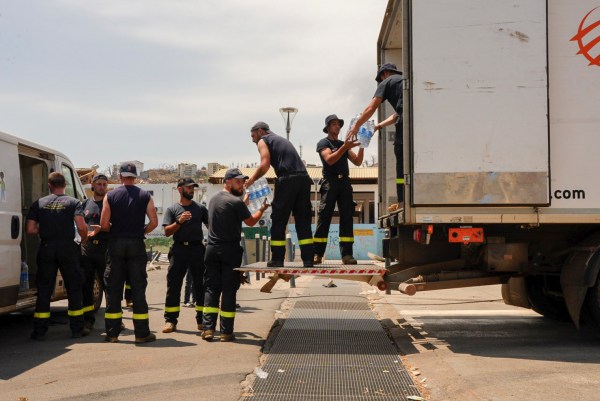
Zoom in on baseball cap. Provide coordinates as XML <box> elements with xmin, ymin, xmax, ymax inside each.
<box><xmin>224</xmin><ymin>168</ymin><xmax>249</xmax><ymax>180</ymax></box>
<box><xmin>119</xmin><ymin>162</ymin><xmax>137</xmax><ymax>177</ymax></box>
<box><xmin>92</xmin><ymin>173</ymin><xmax>108</xmax><ymax>182</ymax></box>
<box><xmin>323</xmin><ymin>114</ymin><xmax>345</xmax><ymax>133</ymax></box>
<box><xmin>177</xmin><ymin>177</ymin><xmax>199</xmax><ymax>188</ymax></box>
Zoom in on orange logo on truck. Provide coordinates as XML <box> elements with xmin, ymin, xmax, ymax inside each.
<box><xmin>571</xmin><ymin>7</ymin><xmax>600</xmax><ymax>66</ymax></box>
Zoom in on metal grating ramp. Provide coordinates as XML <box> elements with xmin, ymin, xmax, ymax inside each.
<box><xmin>241</xmin><ymin>281</ymin><xmax>421</xmax><ymax>400</ymax></box>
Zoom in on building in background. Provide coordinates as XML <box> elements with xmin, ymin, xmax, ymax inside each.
<box><xmin>206</xmin><ymin>162</ymin><xmax>226</xmax><ymax>176</ymax></box>
<box><xmin>177</xmin><ymin>163</ymin><xmax>197</xmax><ymax>177</ymax></box>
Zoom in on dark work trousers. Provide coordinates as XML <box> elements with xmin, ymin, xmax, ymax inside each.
<box><xmin>33</xmin><ymin>239</ymin><xmax>85</xmax><ymax>335</ymax></box>
<box><xmin>394</xmin><ymin>121</ymin><xmax>404</xmax><ymax>203</ymax></box>
<box><xmin>270</xmin><ymin>174</ymin><xmax>314</xmax><ymax>263</ymax></box>
<box><xmin>80</xmin><ymin>240</ymin><xmax>107</xmax><ymax>325</ymax></box>
<box><xmin>202</xmin><ymin>244</ymin><xmax>242</xmax><ymax>334</ymax></box>
<box><xmin>314</xmin><ymin>177</ymin><xmax>355</xmax><ymax>258</ymax></box>
<box><xmin>104</xmin><ymin>238</ymin><xmax>150</xmax><ymax>339</ymax></box>
<box><xmin>164</xmin><ymin>242</ymin><xmax>205</xmax><ymax>325</ymax></box>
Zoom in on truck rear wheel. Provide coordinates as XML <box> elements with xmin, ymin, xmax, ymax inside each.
<box><xmin>93</xmin><ymin>270</ymin><xmax>104</xmax><ymax>311</ymax></box>
<box><xmin>526</xmin><ymin>275</ymin><xmax>570</xmax><ymax>321</ymax></box>
<box><xmin>585</xmin><ymin>275</ymin><xmax>600</xmax><ymax>326</ymax></box>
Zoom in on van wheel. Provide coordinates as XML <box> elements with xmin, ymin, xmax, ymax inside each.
<box><xmin>93</xmin><ymin>270</ymin><xmax>104</xmax><ymax>311</ymax></box>
<box><xmin>526</xmin><ymin>275</ymin><xmax>570</xmax><ymax>321</ymax></box>
<box><xmin>585</xmin><ymin>275</ymin><xmax>600</xmax><ymax>326</ymax></box>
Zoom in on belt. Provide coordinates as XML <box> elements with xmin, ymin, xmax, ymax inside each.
<box><xmin>280</xmin><ymin>171</ymin><xmax>308</xmax><ymax>178</ymax></box>
<box><xmin>325</xmin><ymin>174</ymin><xmax>348</xmax><ymax>180</ymax></box>
<box><xmin>174</xmin><ymin>240</ymin><xmax>203</xmax><ymax>246</ymax></box>
<box><xmin>90</xmin><ymin>239</ymin><xmax>107</xmax><ymax>245</ymax></box>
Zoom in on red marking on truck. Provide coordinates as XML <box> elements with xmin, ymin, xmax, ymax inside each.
<box><xmin>571</xmin><ymin>7</ymin><xmax>600</xmax><ymax>66</ymax></box>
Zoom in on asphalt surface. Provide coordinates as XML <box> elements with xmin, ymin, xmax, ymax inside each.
<box><xmin>0</xmin><ymin>266</ymin><xmax>291</xmax><ymax>401</ymax></box>
<box><xmin>371</xmin><ymin>285</ymin><xmax>600</xmax><ymax>401</ymax></box>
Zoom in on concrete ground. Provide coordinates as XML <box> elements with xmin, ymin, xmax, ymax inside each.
<box><xmin>0</xmin><ymin>266</ymin><xmax>301</xmax><ymax>401</ymax></box>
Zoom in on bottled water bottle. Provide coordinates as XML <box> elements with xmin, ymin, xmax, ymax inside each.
<box><xmin>246</xmin><ymin>177</ymin><xmax>272</xmax><ymax>213</ymax></box>
<box><xmin>347</xmin><ymin>114</ymin><xmax>374</xmax><ymax>148</ymax></box>
<box><xmin>20</xmin><ymin>261</ymin><xmax>29</xmax><ymax>291</ymax></box>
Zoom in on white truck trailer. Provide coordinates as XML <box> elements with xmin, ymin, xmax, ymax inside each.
<box><xmin>0</xmin><ymin>131</ymin><xmax>102</xmax><ymax>315</ymax></box>
<box><xmin>377</xmin><ymin>0</ymin><xmax>600</xmax><ymax>326</ymax></box>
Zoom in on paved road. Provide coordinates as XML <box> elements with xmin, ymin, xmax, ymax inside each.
<box><xmin>372</xmin><ymin>285</ymin><xmax>600</xmax><ymax>401</ymax></box>
<box><xmin>0</xmin><ymin>266</ymin><xmax>290</xmax><ymax>401</ymax></box>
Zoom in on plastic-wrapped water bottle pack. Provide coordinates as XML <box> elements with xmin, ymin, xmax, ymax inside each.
<box><xmin>246</xmin><ymin>177</ymin><xmax>273</xmax><ymax>213</ymax></box>
<box><xmin>348</xmin><ymin>115</ymin><xmax>375</xmax><ymax>148</ymax></box>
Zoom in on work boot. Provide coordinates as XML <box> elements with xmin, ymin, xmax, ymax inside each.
<box><xmin>313</xmin><ymin>255</ymin><xmax>323</xmax><ymax>265</ymax></box>
<box><xmin>135</xmin><ymin>333</ymin><xmax>157</xmax><ymax>344</ymax></box>
<box><xmin>202</xmin><ymin>329</ymin><xmax>214</xmax><ymax>341</ymax></box>
<box><xmin>388</xmin><ymin>202</ymin><xmax>404</xmax><ymax>212</ymax></box>
<box><xmin>71</xmin><ymin>327</ymin><xmax>91</xmax><ymax>338</ymax></box>
<box><xmin>220</xmin><ymin>333</ymin><xmax>235</xmax><ymax>342</ymax></box>
<box><xmin>105</xmin><ymin>336</ymin><xmax>119</xmax><ymax>343</ymax></box>
<box><xmin>84</xmin><ymin>320</ymin><xmax>94</xmax><ymax>331</ymax></box>
<box><xmin>162</xmin><ymin>322</ymin><xmax>176</xmax><ymax>333</ymax></box>
<box><xmin>266</xmin><ymin>260</ymin><xmax>284</xmax><ymax>268</ymax></box>
<box><xmin>198</xmin><ymin>324</ymin><xmax>203</xmax><ymax>332</ymax></box>
<box><xmin>342</xmin><ymin>255</ymin><xmax>358</xmax><ymax>265</ymax></box>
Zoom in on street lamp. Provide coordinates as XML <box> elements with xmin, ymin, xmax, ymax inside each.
<box><xmin>279</xmin><ymin>107</ymin><xmax>298</xmax><ymax>141</ymax></box>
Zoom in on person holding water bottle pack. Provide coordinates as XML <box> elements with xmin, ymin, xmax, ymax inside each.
<box><xmin>313</xmin><ymin>114</ymin><xmax>363</xmax><ymax>266</ymax></box>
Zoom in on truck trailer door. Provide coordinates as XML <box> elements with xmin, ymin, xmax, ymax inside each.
<box><xmin>410</xmin><ymin>0</ymin><xmax>549</xmax><ymax>206</ymax></box>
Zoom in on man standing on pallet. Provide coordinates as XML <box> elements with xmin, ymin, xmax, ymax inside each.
<box><xmin>161</xmin><ymin>178</ymin><xmax>209</xmax><ymax>334</ymax></box>
<box><xmin>314</xmin><ymin>114</ymin><xmax>363</xmax><ymax>266</ymax></box>
<box><xmin>202</xmin><ymin>168</ymin><xmax>269</xmax><ymax>342</ymax></box>
<box><xmin>246</xmin><ymin>121</ymin><xmax>314</xmax><ymax>267</ymax></box>
<box><xmin>100</xmin><ymin>162</ymin><xmax>158</xmax><ymax>344</ymax></box>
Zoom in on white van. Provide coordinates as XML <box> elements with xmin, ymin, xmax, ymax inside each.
<box><xmin>0</xmin><ymin>130</ymin><xmax>102</xmax><ymax>315</ymax></box>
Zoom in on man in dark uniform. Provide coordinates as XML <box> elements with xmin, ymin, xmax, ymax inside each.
<box><xmin>80</xmin><ymin>173</ymin><xmax>109</xmax><ymax>330</ymax></box>
<box><xmin>100</xmin><ymin>162</ymin><xmax>158</xmax><ymax>344</ymax></box>
<box><xmin>246</xmin><ymin>121</ymin><xmax>314</xmax><ymax>267</ymax></box>
<box><xmin>202</xmin><ymin>168</ymin><xmax>269</xmax><ymax>342</ymax></box>
<box><xmin>26</xmin><ymin>172</ymin><xmax>89</xmax><ymax>340</ymax></box>
<box><xmin>347</xmin><ymin>63</ymin><xmax>404</xmax><ymax>207</ymax></box>
<box><xmin>161</xmin><ymin>177</ymin><xmax>209</xmax><ymax>334</ymax></box>
<box><xmin>314</xmin><ymin>114</ymin><xmax>363</xmax><ymax>265</ymax></box>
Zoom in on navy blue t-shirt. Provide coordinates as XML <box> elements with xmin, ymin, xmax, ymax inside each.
<box><xmin>261</xmin><ymin>133</ymin><xmax>306</xmax><ymax>177</ymax></box>
<box><xmin>316</xmin><ymin>138</ymin><xmax>349</xmax><ymax>177</ymax></box>
<box><xmin>107</xmin><ymin>185</ymin><xmax>151</xmax><ymax>239</ymax></box>
<box><xmin>27</xmin><ymin>194</ymin><xmax>83</xmax><ymax>240</ymax></box>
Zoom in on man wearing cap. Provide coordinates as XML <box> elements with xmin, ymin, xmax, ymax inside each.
<box><xmin>80</xmin><ymin>173</ymin><xmax>110</xmax><ymax>330</ymax></box>
<box><xmin>26</xmin><ymin>172</ymin><xmax>89</xmax><ymax>340</ymax></box>
<box><xmin>202</xmin><ymin>168</ymin><xmax>269</xmax><ymax>342</ymax></box>
<box><xmin>161</xmin><ymin>178</ymin><xmax>209</xmax><ymax>334</ymax></box>
<box><xmin>314</xmin><ymin>114</ymin><xmax>363</xmax><ymax>265</ymax></box>
<box><xmin>100</xmin><ymin>162</ymin><xmax>158</xmax><ymax>344</ymax></box>
<box><xmin>347</xmin><ymin>63</ymin><xmax>404</xmax><ymax>207</ymax></box>
<box><xmin>246</xmin><ymin>122</ymin><xmax>314</xmax><ymax>267</ymax></box>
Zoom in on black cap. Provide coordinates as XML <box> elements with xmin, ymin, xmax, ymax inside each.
<box><xmin>224</xmin><ymin>168</ymin><xmax>249</xmax><ymax>180</ymax></box>
<box><xmin>323</xmin><ymin>114</ymin><xmax>345</xmax><ymax>133</ymax></box>
<box><xmin>119</xmin><ymin>162</ymin><xmax>137</xmax><ymax>177</ymax></box>
<box><xmin>92</xmin><ymin>173</ymin><xmax>108</xmax><ymax>182</ymax></box>
<box><xmin>375</xmin><ymin>63</ymin><xmax>402</xmax><ymax>83</ymax></box>
<box><xmin>177</xmin><ymin>178</ymin><xmax>199</xmax><ymax>188</ymax></box>
<box><xmin>251</xmin><ymin>121</ymin><xmax>270</xmax><ymax>131</ymax></box>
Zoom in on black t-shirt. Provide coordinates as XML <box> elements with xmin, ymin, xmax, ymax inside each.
<box><xmin>374</xmin><ymin>73</ymin><xmax>403</xmax><ymax>115</ymax></box>
<box><xmin>207</xmin><ymin>191</ymin><xmax>251</xmax><ymax>246</ymax></box>
<box><xmin>27</xmin><ymin>194</ymin><xmax>83</xmax><ymax>240</ymax></box>
<box><xmin>107</xmin><ymin>185</ymin><xmax>151</xmax><ymax>239</ymax></box>
<box><xmin>316</xmin><ymin>137</ymin><xmax>350</xmax><ymax>177</ymax></box>
<box><xmin>261</xmin><ymin>133</ymin><xmax>307</xmax><ymax>177</ymax></box>
<box><xmin>162</xmin><ymin>201</ymin><xmax>208</xmax><ymax>243</ymax></box>
<box><xmin>82</xmin><ymin>198</ymin><xmax>109</xmax><ymax>241</ymax></box>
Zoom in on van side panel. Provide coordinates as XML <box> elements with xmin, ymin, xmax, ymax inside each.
<box><xmin>0</xmin><ymin>137</ymin><xmax>22</xmax><ymax>307</ymax></box>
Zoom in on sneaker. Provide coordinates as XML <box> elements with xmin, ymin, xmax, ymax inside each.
<box><xmin>105</xmin><ymin>336</ymin><xmax>119</xmax><ymax>343</ymax></box>
<box><xmin>162</xmin><ymin>322</ymin><xmax>176</xmax><ymax>333</ymax></box>
<box><xmin>342</xmin><ymin>255</ymin><xmax>358</xmax><ymax>265</ymax></box>
<box><xmin>135</xmin><ymin>333</ymin><xmax>157</xmax><ymax>344</ymax></box>
<box><xmin>30</xmin><ymin>331</ymin><xmax>46</xmax><ymax>341</ymax></box>
<box><xmin>183</xmin><ymin>302</ymin><xmax>194</xmax><ymax>308</ymax></box>
<box><xmin>266</xmin><ymin>260</ymin><xmax>284</xmax><ymax>268</ymax></box>
<box><xmin>202</xmin><ymin>329</ymin><xmax>214</xmax><ymax>341</ymax></box>
<box><xmin>220</xmin><ymin>333</ymin><xmax>235</xmax><ymax>342</ymax></box>
<box><xmin>313</xmin><ymin>255</ymin><xmax>323</xmax><ymax>265</ymax></box>
<box><xmin>71</xmin><ymin>327</ymin><xmax>91</xmax><ymax>338</ymax></box>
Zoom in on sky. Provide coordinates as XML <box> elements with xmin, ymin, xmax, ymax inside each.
<box><xmin>0</xmin><ymin>0</ymin><xmax>388</xmax><ymax>172</ymax></box>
